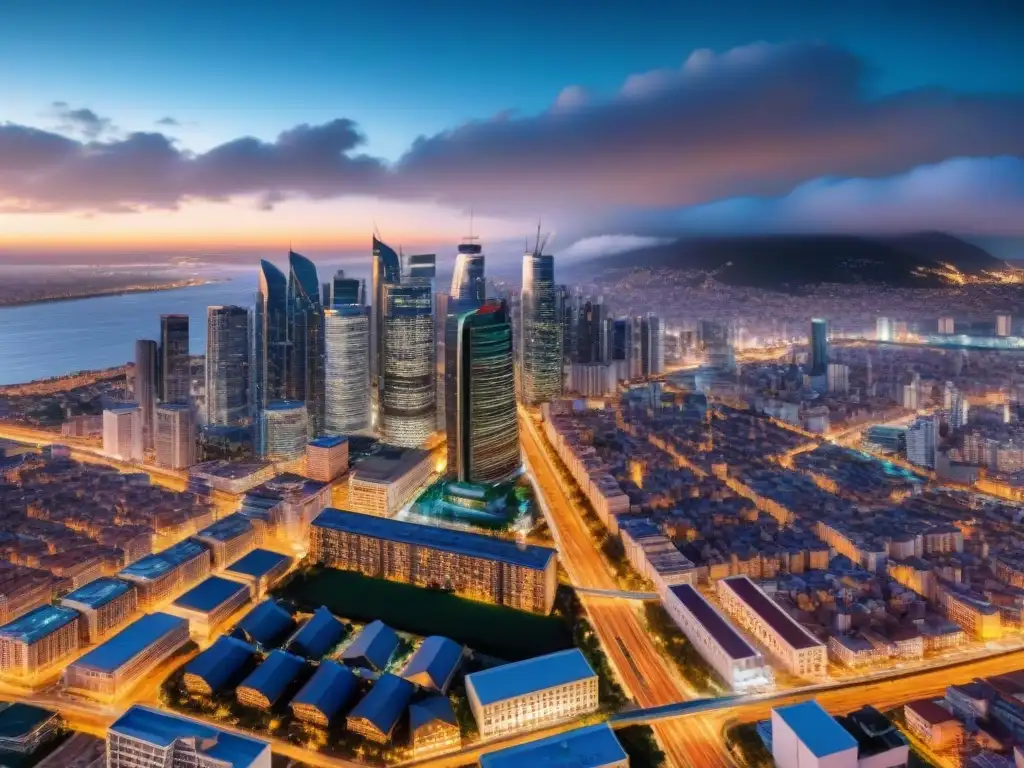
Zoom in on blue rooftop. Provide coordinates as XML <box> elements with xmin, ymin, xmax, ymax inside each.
<box><xmin>290</xmin><ymin>660</ymin><xmax>358</xmax><ymax>721</ymax></box>
<box><xmin>480</xmin><ymin>724</ymin><xmax>627</xmax><ymax>768</ymax></box>
<box><xmin>309</xmin><ymin>435</ymin><xmax>348</xmax><ymax>448</ymax></box>
<box><xmin>226</xmin><ymin>549</ymin><xmax>291</xmax><ymax>580</ymax></box>
<box><xmin>233</xmin><ymin>600</ymin><xmax>294</xmax><ymax>649</ymax></box>
<box><xmin>342</xmin><ymin>620</ymin><xmax>399</xmax><ymax>672</ymax></box>
<box><xmin>193</xmin><ymin>513</ymin><xmax>253</xmax><ymax>543</ymax></box>
<box><xmin>62</xmin><ymin>577</ymin><xmax>134</xmax><ymax>609</ymax></box>
<box><xmin>347</xmin><ymin>673</ymin><xmax>414</xmax><ymax>737</ymax></box>
<box><xmin>265</xmin><ymin>400</ymin><xmax>305</xmax><ymax>412</ymax></box>
<box><xmin>409</xmin><ymin>694</ymin><xmax>457</xmax><ymax>731</ymax></box>
<box><xmin>773</xmin><ymin>700</ymin><xmax>859</xmax><ymax>758</ymax></box>
<box><xmin>121</xmin><ymin>540</ymin><xmax>208</xmax><ymax>582</ymax></box>
<box><xmin>288</xmin><ymin>606</ymin><xmax>345</xmax><ymax>660</ymax></box>
<box><xmin>238</xmin><ymin>650</ymin><xmax>305</xmax><ymax>706</ymax></box>
<box><xmin>110</xmin><ymin>705</ymin><xmax>269</xmax><ymax>768</ymax></box>
<box><xmin>73</xmin><ymin>613</ymin><xmax>187</xmax><ymax>673</ymax></box>
<box><xmin>313</xmin><ymin>508</ymin><xmax>556</xmax><ymax>570</ymax></box>
<box><xmin>401</xmin><ymin>636</ymin><xmax>463</xmax><ymax>692</ymax></box>
<box><xmin>467</xmin><ymin>649</ymin><xmax>596</xmax><ymax>707</ymax></box>
<box><xmin>173</xmin><ymin>576</ymin><xmax>249</xmax><ymax>614</ymax></box>
<box><xmin>184</xmin><ymin>636</ymin><xmax>255</xmax><ymax>693</ymax></box>
<box><xmin>0</xmin><ymin>605</ymin><xmax>79</xmax><ymax>644</ymax></box>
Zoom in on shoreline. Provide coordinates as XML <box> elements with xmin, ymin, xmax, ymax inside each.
<box><xmin>0</xmin><ymin>278</ymin><xmax>220</xmax><ymax>309</ymax></box>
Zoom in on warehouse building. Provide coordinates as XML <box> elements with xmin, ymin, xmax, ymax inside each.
<box><xmin>231</xmin><ymin>600</ymin><xmax>295</xmax><ymax>651</ymax></box>
<box><xmin>223</xmin><ymin>549</ymin><xmax>292</xmax><ymax>599</ymax></box>
<box><xmin>0</xmin><ymin>605</ymin><xmax>80</xmax><ymax>678</ymax></box>
<box><xmin>346</xmin><ymin>673</ymin><xmax>415</xmax><ymax>743</ymax></box>
<box><xmin>191</xmin><ymin>513</ymin><xmax>256</xmax><ymax>569</ymax></box>
<box><xmin>183</xmin><ymin>635</ymin><xmax>255</xmax><ymax>696</ymax></box>
<box><xmin>60</xmin><ymin>577</ymin><xmax>138</xmax><ymax>643</ymax></box>
<box><xmin>236</xmin><ymin>649</ymin><xmax>306</xmax><ymax>710</ymax></box>
<box><xmin>287</xmin><ymin>606</ymin><xmax>345</xmax><ymax>660</ymax></box>
<box><xmin>662</xmin><ymin>584</ymin><xmax>772</xmax><ymax>691</ymax></box>
<box><xmin>400</xmin><ymin>636</ymin><xmax>463</xmax><ymax>693</ymax></box>
<box><xmin>64</xmin><ymin>612</ymin><xmax>189</xmax><ymax>699</ymax></box>
<box><xmin>342</xmin><ymin>620</ymin><xmax>399</xmax><ymax>672</ymax></box>
<box><xmin>290</xmin><ymin>659</ymin><xmax>358</xmax><ymax>728</ymax></box>
<box><xmin>465</xmin><ymin>648</ymin><xmax>599</xmax><ymax>739</ymax></box>
<box><xmin>480</xmin><ymin>723</ymin><xmax>628</xmax><ymax>768</ymax></box>
<box><xmin>409</xmin><ymin>694</ymin><xmax>461</xmax><ymax>758</ymax></box>
<box><xmin>119</xmin><ymin>539</ymin><xmax>211</xmax><ymax>609</ymax></box>
<box><xmin>168</xmin><ymin>576</ymin><xmax>250</xmax><ymax>639</ymax></box>
<box><xmin>310</xmin><ymin>508</ymin><xmax>558</xmax><ymax>614</ymax></box>
<box><xmin>718</xmin><ymin>575</ymin><xmax>827</xmax><ymax>679</ymax></box>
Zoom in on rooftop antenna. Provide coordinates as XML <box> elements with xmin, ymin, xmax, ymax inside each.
<box><xmin>533</xmin><ymin>219</ymin><xmax>543</xmax><ymax>255</ymax></box>
<box><xmin>464</xmin><ymin>207</ymin><xmax>479</xmax><ymax>243</ymax></box>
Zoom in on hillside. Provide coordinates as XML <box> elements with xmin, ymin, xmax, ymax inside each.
<box><xmin>583</xmin><ymin>233</ymin><xmax>1005</xmax><ymax>291</ymax></box>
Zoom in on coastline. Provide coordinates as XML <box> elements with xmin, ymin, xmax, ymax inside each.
<box><xmin>0</xmin><ymin>278</ymin><xmax>220</xmax><ymax>309</ymax></box>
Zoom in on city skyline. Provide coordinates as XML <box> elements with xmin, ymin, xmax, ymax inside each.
<box><xmin>1</xmin><ymin>1</ymin><xmax>1023</xmax><ymax>260</ymax></box>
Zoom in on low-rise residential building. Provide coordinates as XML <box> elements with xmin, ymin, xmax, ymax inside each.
<box><xmin>236</xmin><ymin>649</ymin><xmax>306</xmax><ymax>710</ymax></box>
<box><xmin>346</xmin><ymin>673</ymin><xmax>415</xmax><ymax>743</ymax></box>
<box><xmin>408</xmin><ymin>695</ymin><xmax>461</xmax><ymax>758</ymax></box>
<box><xmin>619</xmin><ymin>518</ymin><xmax>697</xmax><ymax>592</ymax></box>
<box><xmin>465</xmin><ymin>648</ymin><xmax>599</xmax><ymax>739</ymax></box>
<box><xmin>167</xmin><ymin>576</ymin><xmax>250</xmax><ymax>639</ymax></box>
<box><xmin>60</xmin><ymin>577</ymin><xmax>137</xmax><ymax>643</ymax></box>
<box><xmin>904</xmin><ymin>699</ymin><xmax>964</xmax><ymax>751</ymax></box>
<box><xmin>0</xmin><ymin>605</ymin><xmax>80</xmax><ymax>678</ymax></box>
<box><xmin>182</xmin><ymin>635</ymin><xmax>255</xmax><ymax>696</ymax></box>
<box><xmin>936</xmin><ymin>584</ymin><xmax>1002</xmax><ymax>639</ymax></box>
<box><xmin>222</xmin><ymin>549</ymin><xmax>292</xmax><ymax>599</ymax></box>
<box><xmin>347</xmin><ymin>446</ymin><xmax>433</xmax><ymax>518</ymax></box>
<box><xmin>290</xmin><ymin>659</ymin><xmax>358</xmax><ymax>728</ymax></box>
<box><xmin>118</xmin><ymin>539</ymin><xmax>211</xmax><ymax>609</ymax></box>
<box><xmin>191</xmin><ymin>513</ymin><xmax>256</xmax><ymax>569</ymax></box>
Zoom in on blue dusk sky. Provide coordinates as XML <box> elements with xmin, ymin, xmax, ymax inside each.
<box><xmin>1</xmin><ymin>0</ymin><xmax>1022</xmax><ymax>261</ymax></box>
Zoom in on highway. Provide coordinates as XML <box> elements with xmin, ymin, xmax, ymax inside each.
<box><xmin>520</xmin><ymin>410</ymin><xmax>733</xmax><ymax>768</ymax></box>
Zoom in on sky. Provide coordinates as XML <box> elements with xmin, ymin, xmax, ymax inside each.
<box><xmin>1</xmin><ymin>0</ymin><xmax>1023</xmax><ymax>263</ymax></box>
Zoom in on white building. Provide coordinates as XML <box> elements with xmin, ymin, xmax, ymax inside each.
<box><xmin>997</xmin><ymin>313</ymin><xmax>1012</xmax><ymax>337</ymax></box>
<box><xmin>771</xmin><ymin>700</ymin><xmax>858</xmax><ymax>768</ymax></box>
<box><xmin>465</xmin><ymin>649</ymin><xmax>598</xmax><ymax>739</ymax></box>
<box><xmin>324</xmin><ymin>307</ymin><xmax>371</xmax><ymax>434</ymax></box>
<box><xmin>827</xmin><ymin>364</ymin><xmax>849</xmax><ymax>395</ymax></box>
<box><xmin>662</xmin><ymin>584</ymin><xmax>772</xmax><ymax>691</ymax></box>
<box><xmin>619</xmin><ymin>518</ymin><xmax>697</xmax><ymax>593</ymax></box>
<box><xmin>717</xmin><ymin>576</ymin><xmax>826</xmax><ymax>679</ymax></box>
<box><xmin>567</xmin><ymin>363</ymin><xmax>618</xmax><ymax>397</ymax></box>
<box><xmin>906</xmin><ymin>415</ymin><xmax>937</xmax><ymax>469</ymax></box>
<box><xmin>154</xmin><ymin>403</ymin><xmax>195</xmax><ymax>470</ymax></box>
<box><xmin>103</xmin><ymin>404</ymin><xmax>143</xmax><ymax>462</ymax></box>
<box><xmin>876</xmin><ymin>317</ymin><xmax>893</xmax><ymax>342</ymax></box>
<box><xmin>107</xmin><ymin>705</ymin><xmax>271</xmax><ymax>768</ymax></box>
<box><xmin>347</xmin><ymin>447</ymin><xmax>433</xmax><ymax>518</ymax></box>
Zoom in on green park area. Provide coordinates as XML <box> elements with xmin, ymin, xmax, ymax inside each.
<box><xmin>278</xmin><ymin>567</ymin><xmax>572</xmax><ymax>661</ymax></box>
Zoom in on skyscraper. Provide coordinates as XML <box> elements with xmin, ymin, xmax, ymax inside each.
<box><xmin>520</xmin><ymin>250</ymin><xmax>562</xmax><ymax>405</ymax></box>
<box><xmin>638</xmin><ymin>314</ymin><xmax>664</xmax><ymax>376</ymax></box>
<box><xmin>452</xmin><ymin>301</ymin><xmax>520</xmax><ymax>484</ymax></box>
<box><xmin>559</xmin><ymin>285</ymin><xmax>576</xmax><ymax>363</ymax></box>
<box><xmin>324</xmin><ymin>306</ymin><xmax>371</xmax><ymax>434</ymax></box>
<box><xmin>134</xmin><ymin>340</ymin><xmax>158</xmax><ymax>451</ymax></box>
<box><xmin>450</xmin><ymin>243</ymin><xmax>485</xmax><ymax>304</ymax></box>
<box><xmin>155</xmin><ymin>404</ymin><xmax>196</xmax><ymax>470</ymax></box>
<box><xmin>809</xmin><ymin>318</ymin><xmax>829</xmax><ymax>377</ymax></box>
<box><xmin>253</xmin><ymin>259</ymin><xmax>289</xmax><ymax>410</ymax></box>
<box><xmin>159</xmin><ymin>315</ymin><xmax>190</xmax><ymax>404</ymax></box>
<box><xmin>206</xmin><ymin>306</ymin><xmax>250</xmax><ymax>426</ymax></box>
<box><xmin>287</xmin><ymin>251</ymin><xmax>325</xmax><ymax>436</ymax></box>
<box><xmin>577</xmin><ymin>299</ymin><xmax>607</xmax><ymax>364</ymax></box>
<box><xmin>331</xmin><ymin>269</ymin><xmax>363</xmax><ymax>307</ymax></box>
<box><xmin>380</xmin><ymin>282</ymin><xmax>435</xmax><ymax>447</ymax></box>
<box><xmin>407</xmin><ymin>253</ymin><xmax>437</xmax><ymax>280</ymax></box>
<box><xmin>371</xmin><ymin>237</ymin><xmax>402</xmax><ymax>417</ymax></box>
<box><xmin>260</xmin><ymin>401</ymin><xmax>308</xmax><ymax>462</ymax></box>
<box><xmin>103</xmin><ymin>404</ymin><xmax>143</xmax><ymax>462</ymax></box>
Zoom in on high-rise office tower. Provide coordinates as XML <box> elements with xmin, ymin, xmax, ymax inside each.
<box><xmin>331</xmin><ymin>269</ymin><xmax>364</xmax><ymax>307</ymax></box>
<box><xmin>450</xmin><ymin>243</ymin><xmax>485</xmax><ymax>304</ymax></box>
<box><xmin>159</xmin><ymin>315</ymin><xmax>190</xmax><ymax>404</ymax></box>
<box><xmin>809</xmin><ymin>319</ymin><xmax>829</xmax><ymax>377</ymax></box>
<box><xmin>154</xmin><ymin>403</ymin><xmax>195</xmax><ymax>470</ymax></box>
<box><xmin>134</xmin><ymin>340</ymin><xmax>158</xmax><ymax>451</ymax></box>
<box><xmin>639</xmin><ymin>314</ymin><xmax>664</xmax><ymax>376</ymax></box>
<box><xmin>906</xmin><ymin>415</ymin><xmax>938</xmax><ymax>469</ymax></box>
<box><xmin>577</xmin><ymin>299</ymin><xmax>607</xmax><ymax>364</ymax></box>
<box><xmin>253</xmin><ymin>259</ymin><xmax>290</xmax><ymax>410</ymax></box>
<box><xmin>260</xmin><ymin>401</ymin><xmax>308</xmax><ymax>462</ymax></box>
<box><xmin>407</xmin><ymin>253</ymin><xmax>437</xmax><ymax>280</ymax></box>
<box><xmin>206</xmin><ymin>306</ymin><xmax>250</xmax><ymax>426</ymax></box>
<box><xmin>287</xmin><ymin>251</ymin><xmax>325</xmax><ymax>436</ymax></box>
<box><xmin>371</xmin><ymin>237</ymin><xmax>402</xmax><ymax>417</ymax></box>
<box><xmin>380</xmin><ymin>282</ymin><xmax>435</xmax><ymax>447</ymax></box>
<box><xmin>103</xmin><ymin>404</ymin><xmax>143</xmax><ymax>462</ymax></box>
<box><xmin>451</xmin><ymin>301</ymin><xmax>520</xmax><ymax>483</ymax></box>
<box><xmin>520</xmin><ymin>250</ymin><xmax>562</xmax><ymax>405</ymax></box>
<box><xmin>324</xmin><ymin>306</ymin><xmax>371</xmax><ymax>434</ymax></box>
<box><xmin>559</xmin><ymin>286</ymin><xmax>576</xmax><ymax>363</ymax></box>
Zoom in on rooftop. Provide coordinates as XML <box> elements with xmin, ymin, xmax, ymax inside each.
<box><xmin>905</xmin><ymin>698</ymin><xmax>959</xmax><ymax>726</ymax></box>
<box><xmin>668</xmin><ymin>584</ymin><xmax>760</xmax><ymax>662</ymax></box>
<box><xmin>0</xmin><ymin>703</ymin><xmax>57</xmax><ymax>740</ymax></box>
<box><xmin>480</xmin><ymin>724</ymin><xmax>628</xmax><ymax>768</ymax></box>
<box><xmin>109</xmin><ymin>705</ymin><xmax>269</xmax><ymax>768</ymax></box>
<box><xmin>290</xmin><ymin>660</ymin><xmax>358</xmax><ymax>719</ymax></box>
<box><xmin>409</xmin><ymin>694</ymin><xmax>457</xmax><ymax>731</ymax></box>
<box><xmin>172</xmin><ymin>576</ymin><xmax>249</xmax><ymax>614</ymax></box>
<box><xmin>73</xmin><ymin>613</ymin><xmax>187</xmax><ymax>674</ymax></box>
<box><xmin>120</xmin><ymin>540</ymin><xmax>208</xmax><ymax>582</ymax></box>
<box><xmin>265</xmin><ymin>401</ymin><xmax>305</xmax><ymax>412</ymax></box>
<box><xmin>0</xmin><ymin>605</ymin><xmax>79</xmax><ymax>644</ymax></box>
<box><xmin>347</xmin><ymin>673</ymin><xmax>414</xmax><ymax>736</ymax></box>
<box><xmin>232</xmin><ymin>600</ymin><xmax>294</xmax><ymax>649</ymax></box>
<box><xmin>350</xmin><ymin>446</ymin><xmax>431</xmax><ymax>483</ymax></box>
<box><xmin>342</xmin><ymin>620</ymin><xmax>399</xmax><ymax>672</ymax></box>
<box><xmin>225</xmin><ymin>549</ymin><xmax>291</xmax><ymax>580</ymax></box>
<box><xmin>184</xmin><ymin>636</ymin><xmax>254</xmax><ymax>693</ymax></box>
<box><xmin>309</xmin><ymin>436</ymin><xmax>348</xmax><ymax>449</ymax></box>
<box><xmin>191</xmin><ymin>460</ymin><xmax>272</xmax><ymax>481</ymax></box>
<box><xmin>194</xmin><ymin>513</ymin><xmax>252</xmax><ymax>543</ymax></box>
<box><xmin>722</xmin><ymin>576</ymin><xmax>823</xmax><ymax>651</ymax></box>
<box><xmin>62</xmin><ymin>577</ymin><xmax>134</xmax><ymax>609</ymax></box>
<box><xmin>774</xmin><ymin>700</ymin><xmax>858</xmax><ymax>758</ymax></box>
<box><xmin>288</xmin><ymin>606</ymin><xmax>345</xmax><ymax>660</ymax></box>
<box><xmin>401</xmin><ymin>636</ymin><xmax>463</xmax><ymax>692</ymax></box>
<box><xmin>238</xmin><ymin>650</ymin><xmax>305</xmax><ymax>705</ymax></box>
<box><xmin>467</xmin><ymin>649</ymin><xmax>596</xmax><ymax>707</ymax></box>
<box><xmin>313</xmin><ymin>508</ymin><xmax>556</xmax><ymax>571</ymax></box>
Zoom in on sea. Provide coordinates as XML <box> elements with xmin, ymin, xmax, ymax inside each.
<box><xmin>0</xmin><ymin>276</ymin><xmax>265</xmax><ymax>386</ymax></box>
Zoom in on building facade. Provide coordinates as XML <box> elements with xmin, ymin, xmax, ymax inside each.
<box><xmin>287</xmin><ymin>251</ymin><xmax>326</xmax><ymax>436</ymax></box>
<box><xmin>134</xmin><ymin>339</ymin><xmax>158</xmax><ymax>452</ymax></box>
<box><xmin>259</xmin><ymin>401</ymin><xmax>308</xmax><ymax>462</ymax></box>
<box><xmin>206</xmin><ymin>305</ymin><xmax>251</xmax><ymax>426</ymax></box>
<box><xmin>520</xmin><ymin>251</ymin><xmax>562</xmax><ymax>404</ymax></box>
<box><xmin>0</xmin><ymin>605</ymin><xmax>80</xmax><ymax>678</ymax></box>
<box><xmin>324</xmin><ymin>306</ymin><xmax>371</xmax><ymax>434</ymax></box>
<box><xmin>154</xmin><ymin>404</ymin><xmax>195</xmax><ymax>470</ymax></box>
<box><xmin>103</xmin><ymin>404</ymin><xmax>143</xmax><ymax>462</ymax></box>
<box><xmin>380</xmin><ymin>281</ymin><xmax>436</xmax><ymax>447</ymax></box>
<box><xmin>159</xmin><ymin>314</ymin><xmax>190</xmax><ymax>405</ymax></box>
<box><xmin>371</xmin><ymin>236</ymin><xmax>402</xmax><ymax>421</ymax></box>
<box><xmin>60</xmin><ymin>577</ymin><xmax>138</xmax><ymax>644</ymax></box>
<box><xmin>253</xmin><ymin>259</ymin><xmax>290</xmax><ymax>413</ymax></box>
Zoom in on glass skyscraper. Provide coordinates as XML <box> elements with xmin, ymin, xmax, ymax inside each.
<box><xmin>206</xmin><ymin>305</ymin><xmax>251</xmax><ymax>426</ymax></box>
<box><xmin>134</xmin><ymin>339</ymin><xmax>158</xmax><ymax>451</ymax></box>
<box><xmin>381</xmin><ymin>281</ymin><xmax>435</xmax><ymax>447</ymax></box>
<box><xmin>520</xmin><ymin>252</ymin><xmax>562</xmax><ymax>405</ymax></box>
<box><xmin>810</xmin><ymin>318</ymin><xmax>829</xmax><ymax>377</ymax></box>
<box><xmin>260</xmin><ymin>400</ymin><xmax>308</xmax><ymax>462</ymax></box>
<box><xmin>287</xmin><ymin>251</ymin><xmax>325</xmax><ymax>436</ymax></box>
<box><xmin>452</xmin><ymin>301</ymin><xmax>520</xmax><ymax>483</ymax></box>
<box><xmin>450</xmin><ymin>243</ymin><xmax>485</xmax><ymax>303</ymax></box>
<box><xmin>324</xmin><ymin>306</ymin><xmax>371</xmax><ymax>434</ymax></box>
<box><xmin>331</xmin><ymin>269</ymin><xmax>363</xmax><ymax>307</ymax></box>
<box><xmin>159</xmin><ymin>314</ymin><xmax>190</xmax><ymax>405</ymax></box>
<box><xmin>407</xmin><ymin>253</ymin><xmax>437</xmax><ymax>280</ymax></box>
<box><xmin>253</xmin><ymin>259</ymin><xmax>289</xmax><ymax>410</ymax></box>
<box><xmin>371</xmin><ymin>236</ymin><xmax>402</xmax><ymax>418</ymax></box>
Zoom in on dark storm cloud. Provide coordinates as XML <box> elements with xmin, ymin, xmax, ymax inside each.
<box><xmin>2</xmin><ymin>42</ymin><xmax>1022</xmax><ymax>223</ymax></box>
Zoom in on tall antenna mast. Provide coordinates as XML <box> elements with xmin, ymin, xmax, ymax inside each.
<box><xmin>533</xmin><ymin>219</ymin><xmax>542</xmax><ymax>255</ymax></box>
<box><xmin>464</xmin><ymin>207</ymin><xmax>479</xmax><ymax>243</ymax></box>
